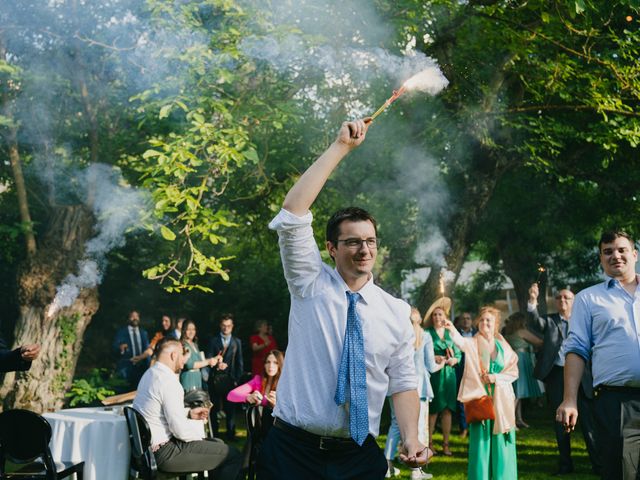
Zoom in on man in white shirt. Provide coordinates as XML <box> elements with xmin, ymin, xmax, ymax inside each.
<box><xmin>132</xmin><ymin>338</ymin><xmax>242</xmax><ymax>480</ymax></box>
<box><xmin>259</xmin><ymin>119</ymin><xmax>430</xmax><ymax>479</ymax></box>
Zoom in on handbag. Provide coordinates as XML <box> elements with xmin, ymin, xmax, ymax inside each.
<box><xmin>464</xmin><ymin>395</ymin><xmax>495</xmax><ymax>423</ymax></box>
<box><xmin>463</xmin><ymin>337</ymin><xmax>496</xmax><ymax>423</ymax></box>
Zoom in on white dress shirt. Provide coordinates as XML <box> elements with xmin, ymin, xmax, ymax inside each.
<box><xmin>128</xmin><ymin>325</ymin><xmax>142</xmax><ymax>356</ymax></box>
<box><xmin>132</xmin><ymin>362</ymin><xmax>204</xmax><ymax>447</ymax></box>
<box><xmin>565</xmin><ymin>276</ymin><xmax>640</xmax><ymax>387</ymax></box>
<box><xmin>269</xmin><ymin>209</ymin><xmax>416</xmax><ymax>438</ymax></box>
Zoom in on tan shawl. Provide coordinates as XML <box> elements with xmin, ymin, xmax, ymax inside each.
<box><xmin>452</xmin><ymin>331</ymin><xmax>519</xmax><ymax>435</ymax></box>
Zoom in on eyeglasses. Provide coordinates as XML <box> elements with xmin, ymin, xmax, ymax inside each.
<box><xmin>555</xmin><ymin>295</ymin><xmax>573</xmax><ymax>300</ymax></box>
<box><xmin>336</xmin><ymin>238</ymin><xmax>379</xmax><ymax>250</ymax></box>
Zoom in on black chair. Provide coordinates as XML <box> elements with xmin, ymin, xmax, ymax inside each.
<box><xmin>243</xmin><ymin>406</ymin><xmax>261</xmax><ymax>480</ymax></box>
<box><xmin>0</xmin><ymin>409</ymin><xmax>84</xmax><ymax>480</ymax></box>
<box><xmin>123</xmin><ymin>407</ymin><xmax>206</xmax><ymax>480</ymax></box>
<box><xmin>243</xmin><ymin>405</ymin><xmax>273</xmax><ymax>480</ymax></box>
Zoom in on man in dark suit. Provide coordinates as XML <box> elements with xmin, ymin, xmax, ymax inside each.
<box><xmin>112</xmin><ymin>310</ymin><xmax>150</xmax><ymax>391</ymax></box>
<box><xmin>207</xmin><ymin>313</ymin><xmax>243</xmax><ymax>440</ymax></box>
<box><xmin>528</xmin><ymin>283</ymin><xmax>600</xmax><ymax>475</ymax></box>
<box><xmin>0</xmin><ymin>343</ymin><xmax>40</xmax><ymax>373</ymax></box>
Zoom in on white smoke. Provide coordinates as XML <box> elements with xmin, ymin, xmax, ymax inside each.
<box><xmin>47</xmin><ymin>164</ymin><xmax>149</xmax><ymax>318</ymax></box>
<box><xmin>241</xmin><ymin>34</ymin><xmax>448</xmax><ymax>96</ymax></box>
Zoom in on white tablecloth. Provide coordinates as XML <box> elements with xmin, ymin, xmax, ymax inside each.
<box><xmin>43</xmin><ymin>407</ymin><xmax>130</xmax><ymax>480</ymax></box>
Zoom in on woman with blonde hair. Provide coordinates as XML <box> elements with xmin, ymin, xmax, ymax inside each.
<box><xmin>424</xmin><ymin>297</ymin><xmax>460</xmax><ymax>456</ymax></box>
<box><xmin>444</xmin><ymin>306</ymin><xmax>519</xmax><ymax>479</ymax></box>
<box><xmin>384</xmin><ymin>307</ymin><xmax>437</xmax><ymax>479</ymax></box>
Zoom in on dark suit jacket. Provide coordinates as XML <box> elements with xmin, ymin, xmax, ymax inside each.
<box><xmin>528</xmin><ymin>307</ymin><xmax>593</xmax><ymax>397</ymax></box>
<box><xmin>0</xmin><ymin>348</ymin><xmax>31</xmax><ymax>373</ymax></box>
<box><xmin>112</xmin><ymin>326</ymin><xmax>150</xmax><ymax>368</ymax></box>
<box><xmin>207</xmin><ymin>334</ymin><xmax>243</xmax><ymax>382</ymax></box>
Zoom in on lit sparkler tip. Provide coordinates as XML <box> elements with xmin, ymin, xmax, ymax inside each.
<box><xmin>537</xmin><ymin>266</ymin><xmax>546</xmax><ymax>273</ymax></box>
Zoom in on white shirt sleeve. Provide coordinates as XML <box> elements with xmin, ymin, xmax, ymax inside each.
<box><xmin>386</xmin><ymin>304</ymin><xmax>418</xmax><ymax>395</ymax></box>
<box><xmin>268</xmin><ymin>208</ymin><xmax>324</xmax><ymax>298</ymax></box>
<box><xmin>162</xmin><ymin>377</ymin><xmax>204</xmax><ymax>442</ymax></box>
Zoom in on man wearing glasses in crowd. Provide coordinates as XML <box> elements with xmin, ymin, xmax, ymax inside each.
<box><xmin>261</xmin><ymin>118</ymin><xmax>429</xmax><ymax>480</ymax></box>
<box><xmin>527</xmin><ymin>283</ymin><xmax>600</xmax><ymax>475</ymax></box>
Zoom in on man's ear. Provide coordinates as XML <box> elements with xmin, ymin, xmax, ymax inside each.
<box><xmin>326</xmin><ymin>241</ymin><xmax>336</xmax><ymax>262</ymax></box>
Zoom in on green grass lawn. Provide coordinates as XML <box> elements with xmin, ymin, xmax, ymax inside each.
<box><xmin>379</xmin><ymin>400</ymin><xmax>599</xmax><ymax>479</ymax></box>
<box><xmin>205</xmin><ymin>400</ymin><xmax>600</xmax><ymax>479</ymax></box>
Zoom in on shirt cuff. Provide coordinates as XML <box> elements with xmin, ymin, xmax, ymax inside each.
<box><xmin>268</xmin><ymin>208</ymin><xmax>313</xmax><ymax>231</ymax></box>
<box><xmin>564</xmin><ymin>346</ymin><xmax>590</xmax><ymax>362</ymax></box>
<box><xmin>527</xmin><ymin>302</ymin><xmax>536</xmax><ymax>312</ymax></box>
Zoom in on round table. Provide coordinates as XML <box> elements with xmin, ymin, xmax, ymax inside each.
<box><xmin>43</xmin><ymin>407</ymin><xmax>130</xmax><ymax>480</ymax></box>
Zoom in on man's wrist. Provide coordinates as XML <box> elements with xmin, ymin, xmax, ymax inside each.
<box><xmin>330</xmin><ymin>141</ymin><xmax>353</xmax><ymax>155</ymax></box>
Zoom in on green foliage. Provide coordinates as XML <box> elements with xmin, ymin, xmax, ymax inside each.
<box><xmin>65</xmin><ymin>368</ymin><xmax>126</xmax><ymax>407</ymax></box>
<box><xmin>453</xmin><ymin>267</ymin><xmax>506</xmax><ymax>314</ymax></box>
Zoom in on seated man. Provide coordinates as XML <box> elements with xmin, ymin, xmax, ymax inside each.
<box><xmin>132</xmin><ymin>338</ymin><xmax>242</xmax><ymax>480</ymax></box>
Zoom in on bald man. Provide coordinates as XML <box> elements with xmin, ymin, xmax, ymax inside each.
<box><xmin>527</xmin><ymin>284</ymin><xmax>600</xmax><ymax>476</ymax></box>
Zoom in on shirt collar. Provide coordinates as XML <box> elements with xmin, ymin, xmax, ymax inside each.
<box><xmin>155</xmin><ymin>361</ymin><xmax>175</xmax><ymax>376</ymax></box>
<box><xmin>606</xmin><ymin>274</ymin><xmax>640</xmax><ymax>289</ymax></box>
<box><xmin>331</xmin><ymin>268</ymin><xmax>375</xmax><ymax>305</ymax></box>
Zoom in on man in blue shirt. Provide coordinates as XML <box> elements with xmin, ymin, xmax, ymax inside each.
<box><xmin>558</xmin><ymin>230</ymin><xmax>640</xmax><ymax>479</ymax></box>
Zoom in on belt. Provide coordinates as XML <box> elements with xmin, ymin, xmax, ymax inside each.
<box><xmin>273</xmin><ymin>417</ymin><xmax>362</xmax><ymax>451</ymax></box>
<box><xmin>594</xmin><ymin>384</ymin><xmax>640</xmax><ymax>396</ymax></box>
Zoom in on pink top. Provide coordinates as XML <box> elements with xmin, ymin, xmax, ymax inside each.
<box><xmin>226</xmin><ymin>374</ymin><xmax>268</xmax><ymax>406</ymax></box>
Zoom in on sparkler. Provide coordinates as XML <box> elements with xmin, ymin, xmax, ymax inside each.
<box><xmin>439</xmin><ymin>270</ymin><xmax>445</xmax><ymax>298</ymax></box>
<box><xmin>364</xmin><ymin>66</ymin><xmax>449</xmax><ymax>124</ymax></box>
<box><xmin>535</xmin><ymin>265</ymin><xmax>546</xmax><ymax>284</ymax></box>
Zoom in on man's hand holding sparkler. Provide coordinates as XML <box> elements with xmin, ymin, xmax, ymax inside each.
<box><xmin>399</xmin><ymin>438</ymin><xmax>432</xmax><ymax>468</ymax></box>
<box><xmin>282</xmin><ymin>118</ymin><xmax>371</xmax><ymax>217</ymax></box>
<box><xmin>335</xmin><ymin>118</ymin><xmax>370</xmax><ymax>149</ymax></box>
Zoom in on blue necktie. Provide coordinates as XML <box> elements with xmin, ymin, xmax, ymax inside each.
<box><xmin>334</xmin><ymin>291</ymin><xmax>369</xmax><ymax>446</ymax></box>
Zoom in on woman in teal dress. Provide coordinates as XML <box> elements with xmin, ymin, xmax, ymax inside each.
<box><xmin>180</xmin><ymin>320</ymin><xmax>219</xmax><ymax>391</ymax></box>
<box><xmin>423</xmin><ymin>297</ymin><xmax>461</xmax><ymax>456</ymax></box>
<box><xmin>445</xmin><ymin>306</ymin><xmax>519</xmax><ymax>479</ymax></box>
<box><xmin>504</xmin><ymin>312</ymin><xmax>543</xmax><ymax>428</ymax></box>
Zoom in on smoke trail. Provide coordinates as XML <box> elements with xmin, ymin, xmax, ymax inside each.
<box><xmin>241</xmin><ymin>34</ymin><xmax>448</xmax><ymax>98</ymax></box>
<box><xmin>47</xmin><ymin>164</ymin><xmax>150</xmax><ymax>318</ymax></box>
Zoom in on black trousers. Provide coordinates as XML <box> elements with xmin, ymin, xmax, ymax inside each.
<box><xmin>155</xmin><ymin>438</ymin><xmax>243</xmax><ymax>480</ymax></box>
<box><xmin>593</xmin><ymin>389</ymin><xmax>640</xmax><ymax>480</ymax></box>
<box><xmin>256</xmin><ymin>421</ymin><xmax>388</xmax><ymax>480</ymax></box>
<box><xmin>545</xmin><ymin>366</ymin><xmax>600</xmax><ymax>473</ymax></box>
<box><xmin>208</xmin><ymin>381</ymin><xmax>238</xmax><ymax>439</ymax></box>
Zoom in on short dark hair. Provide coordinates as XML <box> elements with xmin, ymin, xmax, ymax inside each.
<box><xmin>599</xmin><ymin>230</ymin><xmax>636</xmax><ymax>251</ymax></box>
<box><xmin>325</xmin><ymin>207</ymin><xmax>378</xmax><ymax>246</ymax></box>
<box><xmin>220</xmin><ymin>313</ymin><xmax>234</xmax><ymax>323</ymax></box>
<box><xmin>155</xmin><ymin>337</ymin><xmax>181</xmax><ymax>357</ymax></box>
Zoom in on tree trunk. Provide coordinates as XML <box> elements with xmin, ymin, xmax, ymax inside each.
<box><xmin>415</xmin><ymin>164</ymin><xmax>505</xmax><ymax>313</ymax></box>
<box><xmin>1</xmin><ymin>206</ymin><xmax>99</xmax><ymax>412</ymax></box>
<box><xmin>6</xmin><ymin>128</ymin><xmax>36</xmax><ymax>257</ymax></box>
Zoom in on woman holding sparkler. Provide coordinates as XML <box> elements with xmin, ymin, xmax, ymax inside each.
<box><xmin>423</xmin><ymin>297</ymin><xmax>460</xmax><ymax>456</ymax></box>
<box><xmin>444</xmin><ymin>307</ymin><xmax>519</xmax><ymax>479</ymax></box>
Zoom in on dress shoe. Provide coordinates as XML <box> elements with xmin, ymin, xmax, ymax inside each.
<box><xmin>385</xmin><ymin>465</ymin><xmax>400</xmax><ymax>478</ymax></box>
<box><xmin>410</xmin><ymin>468</ymin><xmax>433</xmax><ymax>479</ymax></box>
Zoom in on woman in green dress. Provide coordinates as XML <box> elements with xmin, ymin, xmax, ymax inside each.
<box><xmin>180</xmin><ymin>319</ymin><xmax>219</xmax><ymax>391</ymax></box>
<box><xmin>445</xmin><ymin>306</ymin><xmax>519</xmax><ymax>479</ymax></box>
<box><xmin>423</xmin><ymin>297</ymin><xmax>461</xmax><ymax>456</ymax></box>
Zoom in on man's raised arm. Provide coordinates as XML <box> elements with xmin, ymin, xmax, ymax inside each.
<box><xmin>282</xmin><ymin>119</ymin><xmax>368</xmax><ymax>216</ymax></box>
